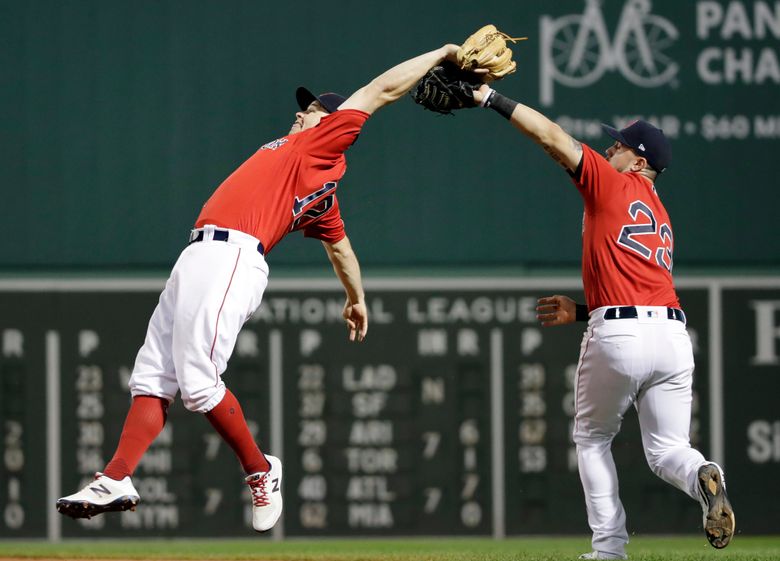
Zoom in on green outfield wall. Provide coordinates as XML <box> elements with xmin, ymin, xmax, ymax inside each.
<box><xmin>2</xmin><ymin>0</ymin><xmax>779</xmax><ymax>270</ymax></box>
<box><xmin>1</xmin><ymin>277</ymin><xmax>778</xmax><ymax>539</ymax></box>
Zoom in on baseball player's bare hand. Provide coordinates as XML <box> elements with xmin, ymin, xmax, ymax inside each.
<box><xmin>472</xmin><ymin>84</ymin><xmax>492</xmax><ymax>104</ymax></box>
<box><xmin>536</xmin><ymin>295</ymin><xmax>577</xmax><ymax>327</ymax></box>
<box><xmin>343</xmin><ymin>300</ymin><xmax>368</xmax><ymax>342</ymax></box>
<box><xmin>442</xmin><ymin>43</ymin><xmax>461</xmax><ymax>63</ymax></box>
<box><xmin>442</xmin><ymin>44</ymin><xmax>490</xmax><ymax>73</ymax></box>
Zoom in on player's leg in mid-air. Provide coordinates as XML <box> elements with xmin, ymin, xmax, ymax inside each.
<box><xmin>636</xmin><ymin>321</ymin><xmax>735</xmax><ymax>549</ymax></box>
<box><xmin>55</xmin><ymin>275</ymin><xmax>179</xmax><ymax>519</ymax></box>
<box><xmin>54</xmin><ymin>394</ymin><xmax>167</xmax><ymax>519</ymax></box>
<box><xmin>57</xmin><ymin>233</ymin><xmax>282</xmax><ymax>531</ymax></box>
<box><xmin>172</xmin><ymin>235</ymin><xmax>282</xmax><ymax>532</ymax></box>
<box><xmin>167</xmin><ymin>235</ymin><xmax>282</xmax><ymax>532</ymax></box>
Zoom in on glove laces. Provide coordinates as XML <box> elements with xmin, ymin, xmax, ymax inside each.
<box><xmin>484</xmin><ymin>32</ymin><xmax>527</xmax><ymax>44</ymax></box>
<box><xmin>247</xmin><ymin>473</ymin><xmax>270</xmax><ymax>507</ymax></box>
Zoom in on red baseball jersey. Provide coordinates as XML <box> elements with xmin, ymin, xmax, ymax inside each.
<box><xmin>195</xmin><ymin>109</ymin><xmax>370</xmax><ymax>254</ymax></box>
<box><xmin>574</xmin><ymin>144</ymin><xmax>680</xmax><ymax>310</ymax></box>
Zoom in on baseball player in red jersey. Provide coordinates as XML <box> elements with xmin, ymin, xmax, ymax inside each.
<box><xmin>471</xmin><ymin>85</ymin><xmax>735</xmax><ymax>559</ymax></box>
<box><xmin>56</xmin><ymin>43</ymin><xmax>468</xmax><ymax>532</ymax></box>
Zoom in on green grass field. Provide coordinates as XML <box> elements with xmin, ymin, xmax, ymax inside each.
<box><xmin>1</xmin><ymin>536</ymin><xmax>779</xmax><ymax>561</ymax></box>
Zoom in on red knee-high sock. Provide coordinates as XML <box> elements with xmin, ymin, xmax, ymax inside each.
<box><xmin>103</xmin><ymin>396</ymin><xmax>168</xmax><ymax>480</ymax></box>
<box><xmin>205</xmin><ymin>389</ymin><xmax>270</xmax><ymax>474</ymax></box>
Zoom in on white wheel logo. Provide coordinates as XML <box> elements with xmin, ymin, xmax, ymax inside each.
<box><xmin>540</xmin><ymin>0</ymin><xmax>679</xmax><ymax>106</ymax></box>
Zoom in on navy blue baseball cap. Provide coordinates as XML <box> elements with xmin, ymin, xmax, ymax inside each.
<box><xmin>602</xmin><ymin>120</ymin><xmax>672</xmax><ymax>173</ymax></box>
<box><xmin>296</xmin><ymin>87</ymin><xmax>346</xmax><ymax>114</ymax></box>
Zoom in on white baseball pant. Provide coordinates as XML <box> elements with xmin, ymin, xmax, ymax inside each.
<box><xmin>573</xmin><ymin>305</ymin><xmax>708</xmax><ymax>557</ymax></box>
<box><xmin>129</xmin><ymin>225</ymin><xmax>269</xmax><ymax>413</ymax></box>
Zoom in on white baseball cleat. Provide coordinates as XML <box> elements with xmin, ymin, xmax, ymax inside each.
<box><xmin>697</xmin><ymin>462</ymin><xmax>735</xmax><ymax>549</ymax></box>
<box><xmin>578</xmin><ymin>552</ymin><xmax>627</xmax><ymax>560</ymax></box>
<box><xmin>246</xmin><ymin>454</ymin><xmax>283</xmax><ymax>532</ymax></box>
<box><xmin>56</xmin><ymin>472</ymin><xmax>140</xmax><ymax>519</ymax></box>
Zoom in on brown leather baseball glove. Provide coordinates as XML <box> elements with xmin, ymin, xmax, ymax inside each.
<box><xmin>456</xmin><ymin>24</ymin><xmax>526</xmax><ymax>80</ymax></box>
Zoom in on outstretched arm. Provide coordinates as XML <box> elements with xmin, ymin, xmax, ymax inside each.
<box><xmin>473</xmin><ymin>85</ymin><xmax>583</xmax><ymax>174</ymax></box>
<box><xmin>339</xmin><ymin>44</ymin><xmax>462</xmax><ymax>115</ymax></box>
<box><xmin>323</xmin><ymin>236</ymin><xmax>367</xmax><ymax>342</ymax></box>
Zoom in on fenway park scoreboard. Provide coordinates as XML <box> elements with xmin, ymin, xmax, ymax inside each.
<box><xmin>1</xmin><ymin>277</ymin><xmax>778</xmax><ymax>539</ymax></box>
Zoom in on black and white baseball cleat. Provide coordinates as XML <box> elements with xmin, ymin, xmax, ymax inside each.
<box><xmin>56</xmin><ymin>472</ymin><xmax>140</xmax><ymax>519</ymax></box>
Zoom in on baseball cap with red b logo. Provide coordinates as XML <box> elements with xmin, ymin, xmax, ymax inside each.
<box><xmin>601</xmin><ymin>119</ymin><xmax>672</xmax><ymax>173</ymax></box>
